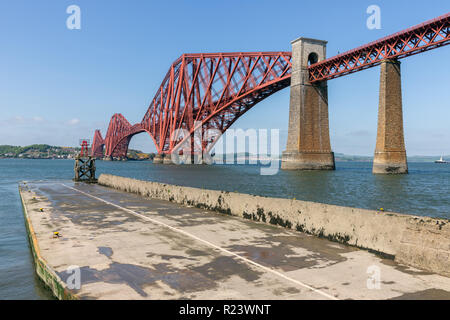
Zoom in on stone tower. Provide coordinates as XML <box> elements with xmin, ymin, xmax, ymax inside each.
<box><xmin>281</xmin><ymin>37</ymin><xmax>335</xmax><ymax>170</ymax></box>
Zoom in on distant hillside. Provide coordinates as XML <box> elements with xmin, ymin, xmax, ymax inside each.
<box><xmin>334</xmin><ymin>153</ymin><xmax>372</xmax><ymax>162</ymax></box>
<box><xmin>126</xmin><ymin>149</ymin><xmax>155</xmax><ymax>161</ymax></box>
<box><xmin>0</xmin><ymin>144</ymin><xmax>79</xmax><ymax>159</ymax></box>
<box><xmin>1</xmin><ymin>145</ymin><xmax>447</xmax><ymax>162</ymax></box>
<box><xmin>335</xmin><ymin>153</ymin><xmax>450</xmax><ymax>163</ymax></box>
<box><xmin>212</xmin><ymin>152</ymin><xmax>450</xmax><ymax>163</ymax></box>
<box><xmin>407</xmin><ymin>155</ymin><xmax>450</xmax><ymax>162</ymax></box>
<box><xmin>0</xmin><ymin>144</ymin><xmax>153</xmax><ymax>160</ymax></box>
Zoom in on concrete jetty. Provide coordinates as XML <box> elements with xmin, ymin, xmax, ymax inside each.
<box><xmin>19</xmin><ymin>180</ymin><xmax>450</xmax><ymax>300</ymax></box>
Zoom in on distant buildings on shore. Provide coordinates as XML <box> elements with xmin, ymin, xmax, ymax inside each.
<box><xmin>0</xmin><ymin>145</ymin><xmax>448</xmax><ymax>163</ymax></box>
<box><xmin>0</xmin><ymin>145</ymin><xmax>78</xmax><ymax>159</ymax></box>
<box><xmin>0</xmin><ymin>144</ymin><xmax>152</xmax><ymax>160</ymax></box>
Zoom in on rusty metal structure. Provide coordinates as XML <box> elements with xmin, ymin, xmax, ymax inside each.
<box><xmin>93</xmin><ymin>12</ymin><xmax>449</xmax><ymax>159</ymax></box>
<box><xmin>91</xmin><ymin>130</ymin><xmax>105</xmax><ymax>158</ymax></box>
<box><xmin>74</xmin><ymin>140</ymin><xmax>97</xmax><ymax>182</ymax></box>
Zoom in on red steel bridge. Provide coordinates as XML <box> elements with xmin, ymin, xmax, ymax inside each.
<box><xmin>92</xmin><ymin>13</ymin><xmax>449</xmax><ymax>159</ymax></box>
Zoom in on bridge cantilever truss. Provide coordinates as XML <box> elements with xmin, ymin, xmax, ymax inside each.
<box><xmin>308</xmin><ymin>12</ymin><xmax>450</xmax><ymax>82</ymax></box>
<box><xmin>103</xmin><ymin>114</ymin><xmax>149</xmax><ymax>157</ymax></box>
<box><xmin>93</xmin><ymin>12</ymin><xmax>449</xmax><ymax>158</ymax></box>
<box><xmin>101</xmin><ymin>52</ymin><xmax>292</xmax><ymax>157</ymax></box>
<box><xmin>91</xmin><ymin>129</ymin><xmax>105</xmax><ymax>158</ymax></box>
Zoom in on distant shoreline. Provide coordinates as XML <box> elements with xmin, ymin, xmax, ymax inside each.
<box><xmin>1</xmin><ymin>144</ymin><xmax>448</xmax><ymax>163</ymax></box>
<box><xmin>1</xmin><ymin>157</ymin><xmax>448</xmax><ymax>163</ymax></box>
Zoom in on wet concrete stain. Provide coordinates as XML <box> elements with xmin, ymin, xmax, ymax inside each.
<box><xmin>185</xmin><ymin>249</ymin><xmax>209</xmax><ymax>257</ymax></box>
<box><xmin>226</xmin><ymin>234</ymin><xmax>352</xmax><ymax>272</ymax></box>
<box><xmin>28</xmin><ymin>182</ymin><xmax>450</xmax><ymax>300</ymax></box>
<box><xmin>151</xmin><ymin>230</ymin><xmax>199</xmax><ymax>249</ymax></box>
<box><xmin>58</xmin><ymin>263</ymin><xmax>154</xmax><ymax>297</ymax></box>
<box><xmin>173</xmin><ymin>217</ymin><xmax>222</xmax><ymax>227</ymax></box>
<box><xmin>57</xmin><ymin>256</ymin><xmax>262</xmax><ymax>298</ymax></box>
<box><xmin>191</xmin><ymin>256</ymin><xmax>263</xmax><ymax>282</ymax></box>
<box><xmin>146</xmin><ymin>252</ymin><xmax>196</xmax><ymax>262</ymax></box>
<box><xmin>390</xmin><ymin>289</ymin><xmax>450</xmax><ymax>300</ymax></box>
<box><xmin>272</xmin><ymin>286</ymin><xmax>301</xmax><ymax>296</ymax></box>
<box><xmin>41</xmin><ymin>183</ymin><xmax>232</xmax><ymax>231</ymax></box>
<box><xmin>98</xmin><ymin>247</ymin><xmax>113</xmax><ymax>258</ymax></box>
<box><xmin>380</xmin><ymin>259</ymin><xmax>434</xmax><ymax>276</ymax></box>
<box><xmin>38</xmin><ymin>186</ymin><xmax>139</xmax><ymax>229</ymax></box>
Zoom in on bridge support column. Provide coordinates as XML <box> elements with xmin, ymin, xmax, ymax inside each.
<box><xmin>165</xmin><ymin>153</ymin><xmax>206</xmax><ymax>165</ymax></box>
<box><xmin>153</xmin><ymin>154</ymin><xmax>164</xmax><ymax>164</ymax></box>
<box><xmin>373</xmin><ymin>60</ymin><xmax>408</xmax><ymax>174</ymax></box>
<box><xmin>281</xmin><ymin>37</ymin><xmax>335</xmax><ymax>170</ymax></box>
<box><xmin>188</xmin><ymin>154</ymin><xmax>204</xmax><ymax>165</ymax></box>
<box><xmin>163</xmin><ymin>154</ymin><xmax>174</xmax><ymax>164</ymax></box>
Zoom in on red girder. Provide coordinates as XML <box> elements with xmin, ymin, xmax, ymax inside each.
<box><xmin>91</xmin><ymin>129</ymin><xmax>105</xmax><ymax>158</ymax></box>
<box><xmin>309</xmin><ymin>12</ymin><xmax>450</xmax><ymax>82</ymax></box>
<box><xmin>140</xmin><ymin>52</ymin><xmax>292</xmax><ymax>155</ymax></box>
<box><xmin>104</xmin><ymin>114</ymin><xmax>148</xmax><ymax>157</ymax></box>
<box><xmin>95</xmin><ymin>13</ymin><xmax>449</xmax><ymax>158</ymax></box>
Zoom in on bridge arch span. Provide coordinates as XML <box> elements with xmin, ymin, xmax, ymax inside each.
<box><xmin>140</xmin><ymin>52</ymin><xmax>292</xmax><ymax>155</ymax></box>
<box><xmin>103</xmin><ymin>114</ymin><xmax>158</xmax><ymax>158</ymax></box>
<box><xmin>92</xmin><ymin>12</ymin><xmax>449</xmax><ymax>171</ymax></box>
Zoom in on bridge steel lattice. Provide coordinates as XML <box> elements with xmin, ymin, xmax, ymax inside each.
<box><xmin>91</xmin><ymin>129</ymin><xmax>105</xmax><ymax>158</ymax></box>
<box><xmin>93</xmin><ymin>12</ymin><xmax>449</xmax><ymax>160</ymax></box>
<box><xmin>101</xmin><ymin>52</ymin><xmax>292</xmax><ymax>158</ymax></box>
<box><xmin>309</xmin><ymin>12</ymin><xmax>450</xmax><ymax>82</ymax></box>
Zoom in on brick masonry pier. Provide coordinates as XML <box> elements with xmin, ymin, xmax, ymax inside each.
<box><xmin>282</xmin><ymin>38</ymin><xmax>335</xmax><ymax>170</ymax></box>
<box><xmin>373</xmin><ymin>59</ymin><xmax>408</xmax><ymax>174</ymax></box>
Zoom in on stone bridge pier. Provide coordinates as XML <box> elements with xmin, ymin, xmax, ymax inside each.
<box><xmin>373</xmin><ymin>59</ymin><xmax>408</xmax><ymax>174</ymax></box>
<box><xmin>152</xmin><ymin>153</ymin><xmax>164</xmax><ymax>164</ymax></box>
<box><xmin>281</xmin><ymin>38</ymin><xmax>335</xmax><ymax>170</ymax></box>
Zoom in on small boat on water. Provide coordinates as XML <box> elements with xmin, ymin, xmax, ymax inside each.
<box><xmin>435</xmin><ymin>156</ymin><xmax>448</xmax><ymax>164</ymax></box>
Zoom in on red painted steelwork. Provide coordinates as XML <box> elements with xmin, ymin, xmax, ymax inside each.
<box><xmin>309</xmin><ymin>12</ymin><xmax>450</xmax><ymax>82</ymax></box>
<box><xmin>79</xmin><ymin>140</ymin><xmax>90</xmax><ymax>158</ymax></box>
<box><xmin>95</xmin><ymin>13</ymin><xmax>449</xmax><ymax>158</ymax></box>
<box><xmin>103</xmin><ymin>114</ymin><xmax>151</xmax><ymax>157</ymax></box>
<box><xmin>91</xmin><ymin>130</ymin><xmax>105</xmax><ymax>158</ymax></box>
<box><xmin>103</xmin><ymin>52</ymin><xmax>292</xmax><ymax>157</ymax></box>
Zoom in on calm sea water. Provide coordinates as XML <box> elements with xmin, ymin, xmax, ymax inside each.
<box><xmin>0</xmin><ymin>158</ymin><xmax>449</xmax><ymax>299</ymax></box>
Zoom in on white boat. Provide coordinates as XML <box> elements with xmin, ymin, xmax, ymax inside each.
<box><xmin>435</xmin><ymin>156</ymin><xmax>447</xmax><ymax>164</ymax></box>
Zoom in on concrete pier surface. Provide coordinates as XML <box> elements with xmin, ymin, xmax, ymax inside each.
<box><xmin>19</xmin><ymin>181</ymin><xmax>450</xmax><ymax>300</ymax></box>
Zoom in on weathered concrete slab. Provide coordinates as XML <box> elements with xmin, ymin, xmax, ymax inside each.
<box><xmin>98</xmin><ymin>174</ymin><xmax>450</xmax><ymax>277</ymax></box>
<box><xmin>19</xmin><ymin>181</ymin><xmax>450</xmax><ymax>300</ymax></box>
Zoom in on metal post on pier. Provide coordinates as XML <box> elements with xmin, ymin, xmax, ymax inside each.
<box><xmin>74</xmin><ymin>139</ymin><xmax>97</xmax><ymax>183</ymax></box>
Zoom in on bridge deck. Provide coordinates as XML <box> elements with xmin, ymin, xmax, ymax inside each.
<box><xmin>19</xmin><ymin>181</ymin><xmax>450</xmax><ymax>300</ymax></box>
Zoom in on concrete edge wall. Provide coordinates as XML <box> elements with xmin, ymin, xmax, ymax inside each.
<box><xmin>98</xmin><ymin>174</ymin><xmax>450</xmax><ymax>277</ymax></box>
<box><xmin>19</xmin><ymin>185</ymin><xmax>79</xmax><ymax>300</ymax></box>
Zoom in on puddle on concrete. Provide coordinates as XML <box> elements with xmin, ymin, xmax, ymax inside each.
<box><xmin>185</xmin><ymin>249</ymin><xmax>209</xmax><ymax>257</ymax></box>
<box><xmin>98</xmin><ymin>247</ymin><xmax>113</xmax><ymax>258</ymax></box>
<box><xmin>380</xmin><ymin>259</ymin><xmax>434</xmax><ymax>276</ymax></box>
<box><xmin>272</xmin><ymin>286</ymin><xmax>301</xmax><ymax>296</ymax></box>
<box><xmin>390</xmin><ymin>289</ymin><xmax>450</xmax><ymax>300</ymax></box>
<box><xmin>57</xmin><ymin>256</ymin><xmax>263</xmax><ymax>298</ymax></box>
<box><xmin>191</xmin><ymin>256</ymin><xmax>263</xmax><ymax>283</ymax></box>
<box><xmin>146</xmin><ymin>253</ymin><xmax>197</xmax><ymax>262</ymax></box>
<box><xmin>225</xmin><ymin>234</ymin><xmax>353</xmax><ymax>272</ymax></box>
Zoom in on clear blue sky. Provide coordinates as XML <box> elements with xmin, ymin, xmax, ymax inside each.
<box><xmin>0</xmin><ymin>0</ymin><xmax>449</xmax><ymax>155</ymax></box>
